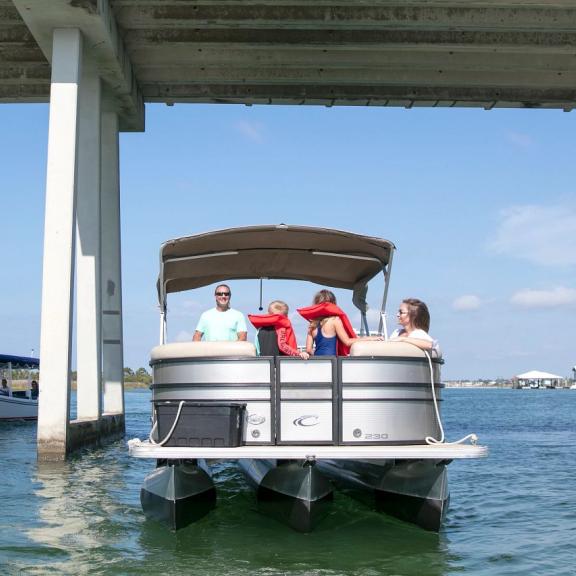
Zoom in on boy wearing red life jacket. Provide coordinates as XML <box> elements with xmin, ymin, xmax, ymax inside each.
<box><xmin>249</xmin><ymin>301</ymin><xmax>309</xmax><ymax>359</ymax></box>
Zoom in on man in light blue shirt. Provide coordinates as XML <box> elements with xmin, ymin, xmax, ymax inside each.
<box><xmin>193</xmin><ymin>284</ymin><xmax>248</xmax><ymax>342</ymax></box>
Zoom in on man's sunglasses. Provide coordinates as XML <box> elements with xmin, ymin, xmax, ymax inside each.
<box><xmin>215</xmin><ymin>291</ymin><xmax>231</xmax><ymax>297</ymax></box>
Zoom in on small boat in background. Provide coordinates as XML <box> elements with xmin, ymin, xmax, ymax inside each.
<box><xmin>0</xmin><ymin>354</ymin><xmax>39</xmax><ymax>421</ymax></box>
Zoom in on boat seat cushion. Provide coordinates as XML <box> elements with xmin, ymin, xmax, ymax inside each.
<box><xmin>151</xmin><ymin>341</ymin><xmax>257</xmax><ymax>361</ymax></box>
<box><xmin>350</xmin><ymin>340</ymin><xmax>441</xmax><ymax>359</ymax></box>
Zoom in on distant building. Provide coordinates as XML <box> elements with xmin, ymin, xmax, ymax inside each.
<box><xmin>514</xmin><ymin>370</ymin><xmax>564</xmax><ymax>389</ymax></box>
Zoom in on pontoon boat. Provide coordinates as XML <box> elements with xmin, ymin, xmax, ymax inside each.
<box><xmin>128</xmin><ymin>225</ymin><xmax>486</xmax><ymax>532</ymax></box>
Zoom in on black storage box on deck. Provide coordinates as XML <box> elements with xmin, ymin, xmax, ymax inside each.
<box><xmin>154</xmin><ymin>401</ymin><xmax>246</xmax><ymax>447</ymax></box>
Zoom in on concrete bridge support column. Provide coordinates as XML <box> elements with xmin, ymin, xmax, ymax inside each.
<box><xmin>37</xmin><ymin>29</ymin><xmax>82</xmax><ymax>461</ymax></box>
<box><xmin>76</xmin><ymin>49</ymin><xmax>102</xmax><ymax>423</ymax></box>
<box><xmin>37</xmin><ymin>29</ymin><xmax>125</xmax><ymax>461</ymax></box>
<box><xmin>101</xmin><ymin>108</ymin><xmax>125</xmax><ymax>422</ymax></box>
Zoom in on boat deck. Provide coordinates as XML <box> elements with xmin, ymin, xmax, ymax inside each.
<box><xmin>128</xmin><ymin>439</ymin><xmax>487</xmax><ymax>460</ymax></box>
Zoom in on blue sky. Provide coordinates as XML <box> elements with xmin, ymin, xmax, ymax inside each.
<box><xmin>1</xmin><ymin>103</ymin><xmax>575</xmax><ymax>379</ymax></box>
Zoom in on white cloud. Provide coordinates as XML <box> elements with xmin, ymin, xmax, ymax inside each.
<box><xmin>236</xmin><ymin>120</ymin><xmax>265</xmax><ymax>143</ymax></box>
<box><xmin>506</xmin><ymin>131</ymin><xmax>534</xmax><ymax>148</ymax></box>
<box><xmin>169</xmin><ymin>299</ymin><xmax>203</xmax><ymax>318</ymax></box>
<box><xmin>510</xmin><ymin>286</ymin><xmax>576</xmax><ymax>308</ymax></box>
<box><xmin>452</xmin><ymin>295</ymin><xmax>482</xmax><ymax>311</ymax></box>
<box><xmin>349</xmin><ymin>308</ymin><xmax>384</xmax><ymax>326</ymax></box>
<box><xmin>489</xmin><ymin>204</ymin><xmax>576</xmax><ymax>266</ymax></box>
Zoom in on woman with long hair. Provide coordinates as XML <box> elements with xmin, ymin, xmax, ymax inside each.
<box><xmin>390</xmin><ymin>298</ymin><xmax>438</xmax><ymax>352</ymax></box>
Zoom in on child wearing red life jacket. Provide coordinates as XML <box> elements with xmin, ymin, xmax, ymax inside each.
<box><xmin>249</xmin><ymin>301</ymin><xmax>310</xmax><ymax>359</ymax></box>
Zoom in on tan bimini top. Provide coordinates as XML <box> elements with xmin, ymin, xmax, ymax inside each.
<box><xmin>157</xmin><ymin>224</ymin><xmax>395</xmax><ymax>313</ymax></box>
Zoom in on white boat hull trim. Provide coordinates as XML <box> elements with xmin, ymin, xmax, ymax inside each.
<box><xmin>0</xmin><ymin>395</ymin><xmax>38</xmax><ymax>421</ymax></box>
<box><xmin>0</xmin><ymin>353</ymin><xmax>40</xmax><ymax>421</ymax></box>
<box><xmin>128</xmin><ymin>441</ymin><xmax>487</xmax><ymax>461</ymax></box>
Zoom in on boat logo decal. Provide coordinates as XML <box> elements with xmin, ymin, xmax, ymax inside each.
<box><xmin>247</xmin><ymin>414</ymin><xmax>265</xmax><ymax>425</ymax></box>
<box><xmin>293</xmin><ymin>415</ymin><xmax>319</xmax><ymax>427</ymax></box>
<box><xmin>353</xmin><ymin>428</ymin><xmax>362</xmax><ymax>438</ymax></box>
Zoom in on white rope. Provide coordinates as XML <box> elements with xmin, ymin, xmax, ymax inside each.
<box><xmin>416</xmin><ymin>346</ymin><xmax>478</xmax><ymax>446</ymax></box>
<box><xmin>149</xmin><ymin>400</ymin><xmax>186</xmax><ymax>446</ymax></box>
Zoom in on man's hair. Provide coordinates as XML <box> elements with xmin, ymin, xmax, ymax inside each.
<box><xmin>215</xmin><ymin>284</ymin><xmax>231</xmax><ymax>295</ymax></box>
<box><xmin>403</xmin><ymin>298</ymin><xmax>430</xmax><ymax>332</ymax></box>
<box><xmin>268</xmin><ymin>300</ymin><xmax>289</xmax><ymax>315</ymax></box>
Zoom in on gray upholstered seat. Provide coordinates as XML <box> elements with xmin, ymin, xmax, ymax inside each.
<box><xmin>350</xmin><ymin>340</ymin><xmax>440</xmax><ymax>359</ymax></box>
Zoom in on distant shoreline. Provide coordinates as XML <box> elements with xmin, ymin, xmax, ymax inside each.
<box><xmin>445</xmin><ymin>382</ymin><xmax>574</xmax><ymax>389</ymax></box>
<box><xmin>9</xmin><ymin>380</ymin><xmax>150</xmax><ymax>391</ymax></box>
<box><xmin>9</xmin><ymin>381</ymin><xmax>573</xmax><ymax>391</ymax></box>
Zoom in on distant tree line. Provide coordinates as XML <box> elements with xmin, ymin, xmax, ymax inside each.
<box><xmin>5</xmin><ymin>369</ymin><xmax>40</xmax><ymax>380</ymax></box>
<box><xmin>8</xmin><ymin>368</ymin><xmax>152</xmax><ymax>387</ymax></box>
<box><xmin>123</xmin><ymin>367</ymin><xmax>152</xmax><ymax>385</ymax></box>
<box><xmin>68</xmin><ymin>368</ymin><xmax>151</xmax><ymax>386</ymax></box>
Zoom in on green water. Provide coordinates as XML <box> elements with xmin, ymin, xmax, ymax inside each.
<box><xmin>1</xmin><ymin>389</ymin><xmax>575</xmax><ymax>575</ymax></box>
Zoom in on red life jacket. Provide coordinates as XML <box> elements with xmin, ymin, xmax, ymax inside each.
<box><xmin>297</xmin><ymin>302</ymin><xmax>355</xmax><ymax>356</ymax></box>
<box><xmin>248</xmin><ymin>313</ymin><xmax>298</xmax><ymax>353</ymax></box>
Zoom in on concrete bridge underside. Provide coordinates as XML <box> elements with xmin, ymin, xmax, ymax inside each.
<box><xmin>1</xmin><ymin>0</ymin><xmax>575</xmax><ymax>459</ymax></box>
<box><xmin>2</xmin><ymin>0</ymin><xmax>576</xmax><ymax>124</ymax></box>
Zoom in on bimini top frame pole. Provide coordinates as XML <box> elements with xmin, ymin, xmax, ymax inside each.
<box><xmin>378</xmin><ymin>246</ymin><xmax>395</xmax><ymax>338</ymax></box>
<box><xmin>156</xmin><ymin>224</ymin><xmax>396</xmax><ymax>342</ymax></box>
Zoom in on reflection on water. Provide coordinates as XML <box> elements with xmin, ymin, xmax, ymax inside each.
<box><xmin>27</xmin><ymin>450</ymin><xmax>140</xmax><ymax>574</ymax></box>
<box><xmin>1</xmin><ymin>389</ymin><xmax>575</xmax><ymax>575</ymax></box>
<box><xmin>24</xmin><ymin>446</ymin><xmax>450</xmax><ymax>575</ymax></box>
<box><xmin>132</xmin><ymin>483</ymin><xmax>451</xmax><ymax>576</ymax></box>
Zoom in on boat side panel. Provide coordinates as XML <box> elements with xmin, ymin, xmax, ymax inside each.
<box><xmin>277</xmin><ymin>358</ymin><xmax>338</xmax><ymax>445</ymax></box>
<box><xmin>153</xmin><ymin>360</ymin><xmax>271</xmax><ymax>384</ymax></box>
<box><xmin>341</xmin><ymin>401</ymin><xmax>440</xmax><ymax>443</ymax></box>
<box><xmin>341</xmin><ymin>358</ymin><xmax>441</xmax><ymax>385</ymax></box>
<box><xmin>279</xmin><ymin>360</ymin><xmax>333</xmax><ymax>383</ymax></box>
<box><xmin>151</xmin><ymin>355</ymin><xmax>443</xmax><ymax>447</ymax></box>
<box><xmin>152</xmin><ymin>358</ymin><xmax>275</xmax><ymax>444</ymax></box>
<box><xmin>339</xmin><ymin>357</ymin><xmax>441</xmax><ymax>445</ymax></box>
<box><xmin>0</xmin><ymin>396</ymin><xmax>39</xmax><ymax>420</ymax></box>
<box><xmin>279</xmin><ymin>401</ymin><xmax>334</xmax><ymax>443</ymax></box>
<box><xmin>342</xmin><ymin>386</ymin><xmax>439</xmax><ymax>400</ymax></box>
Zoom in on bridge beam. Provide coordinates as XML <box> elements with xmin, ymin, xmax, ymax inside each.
<box><xmin>12</xmin><ymin>0</ymin><xmax>144</xmax><ymax>131</ymax></box>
